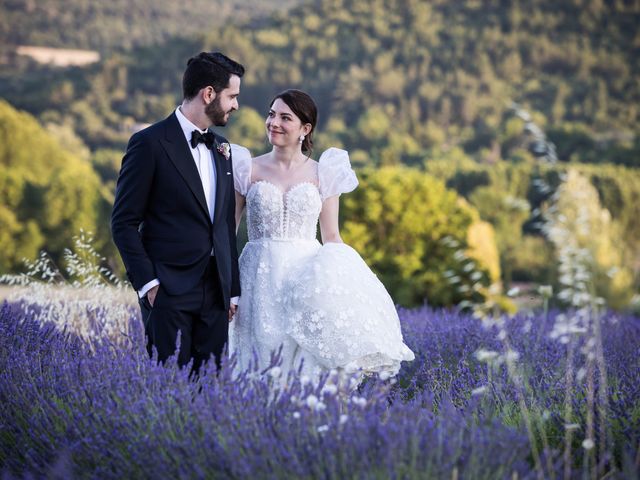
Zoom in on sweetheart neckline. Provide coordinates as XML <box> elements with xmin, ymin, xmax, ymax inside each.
<box><xmin>248</xmin><ymin>179</ymin><xmax>320</xmax><ymax>197</ymax></box>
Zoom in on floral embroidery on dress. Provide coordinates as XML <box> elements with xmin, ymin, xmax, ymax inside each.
<box><xmin>228</xmin><ymin>145</ymin><xmax>414</xmax><ymax>383</ymax></box>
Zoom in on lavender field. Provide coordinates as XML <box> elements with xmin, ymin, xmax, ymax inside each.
<box><xmin>1</xmin><ymin>295</ymin><xmax>638</xmax><ymax>479</ymax></box>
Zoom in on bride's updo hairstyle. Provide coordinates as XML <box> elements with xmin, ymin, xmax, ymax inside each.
<box><xmin>270</xmin><ymin>89</ymin><xmax>318</xmax><ymax>154</ymax></box>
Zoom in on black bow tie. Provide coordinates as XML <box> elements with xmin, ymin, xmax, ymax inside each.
<box><xmin>190</xmin><ymin>130</ymin><xmax>215</xmax><ymax>149</ymax></box>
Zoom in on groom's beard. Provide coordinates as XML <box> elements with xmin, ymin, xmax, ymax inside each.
<box><xmin>206</xmin><ymin>97</ymin><xmax>231</xmax><ymax>127</ymax></box>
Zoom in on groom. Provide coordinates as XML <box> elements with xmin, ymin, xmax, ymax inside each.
<box><xmin>111</xmin><ymin>52</ymin><xmax>244</xmax><ymax>373</ymax></box>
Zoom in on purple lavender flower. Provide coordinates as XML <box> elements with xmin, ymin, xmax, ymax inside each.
<box><xmin>1</xmin><ymin>302</ymin><xmax>638</xmax><ymax>478</ymax></box>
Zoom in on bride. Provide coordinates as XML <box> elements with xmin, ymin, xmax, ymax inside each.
<box><xmin>229</xmin><ymin>89</ymin><xmax>414</xmax><ymax>381</ymax></box>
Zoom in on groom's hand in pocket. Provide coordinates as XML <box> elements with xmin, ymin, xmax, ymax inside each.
<box><xmin>147</xmin><ymin>285</ymin><xmax>160</xmax><ymax>307</ymax></box>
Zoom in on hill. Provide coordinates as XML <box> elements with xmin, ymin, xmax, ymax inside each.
<box><xmin>1</xmin><ymin>0</ymin><xmax>638</xmax><ymax>166</ymax></box>
<box><xmin>0</xmin><ymin>0</ymin><xmax>300</xmax><ymax>53</ymax></box>
<box><xmin>219</xmin><ymin>0</ymin><xmax>640</xmax><ymax>165</ymax></box>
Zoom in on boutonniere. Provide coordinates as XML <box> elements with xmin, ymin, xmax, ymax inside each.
<box><xmin>216</xmin><ymin>142</ymin><xmax>231</xmax><ymax>160</ymax></box>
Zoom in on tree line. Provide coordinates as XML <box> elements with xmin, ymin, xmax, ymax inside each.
<box><xmin>0</xmin><ymin>0</ymin><xmax>298</xmax><ymax>53</ymax></box>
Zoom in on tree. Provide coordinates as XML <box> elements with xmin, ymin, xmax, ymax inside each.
<box><xmin>0</xmin><ymin>100</ymin><xmax>106</xmax><ymax>271</ymax></box>
<box><xmin>340</xmin><ymin>166</ymin><xmax>495</xmax><ymax>307</ymax></box>
<box><xmin>226</xmin><ymin>108</ymin><xmax>269</xmax><ymax>154</ymax></box>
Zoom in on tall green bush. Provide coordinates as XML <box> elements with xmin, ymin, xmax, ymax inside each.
<box><xmin>341</xmin><ymin>166</ymin><xmax>496</xmax><ymax>307</ymax></box>
<box><xmin>0</xmin><ymin>100</ymin><xmax>106</xmax><ymax>271</ymax></box>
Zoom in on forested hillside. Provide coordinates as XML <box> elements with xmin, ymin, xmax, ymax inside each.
<box><xmin>1</xmin><ymin>0</ymin><xmax>638</xmax><ymax>165</ymax></box>
<box><xmin>223</xmin><ymin>0</ymin><xmax>640</xmax><ymax>165</ymax></box>
<box><xmin>0</xmin><ymin>0</ymin><xmax>299</xmax><ymax>53</ymax></box>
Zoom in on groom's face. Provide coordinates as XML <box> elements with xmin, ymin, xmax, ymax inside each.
<box><xmin>206</xmin><ymin>74</ymin><xmax>241</xmax><ymax>126</ymax></box>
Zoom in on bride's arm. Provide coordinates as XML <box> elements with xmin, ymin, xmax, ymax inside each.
<box><xmin>235</xmin><ymin>191</ymin><xmax>246</xmax><ymax>233</ymax></box>
<box><xmin>319</xmin><ymin>196</ymin><xmax>343</xmax><ymax>244</ymax></box>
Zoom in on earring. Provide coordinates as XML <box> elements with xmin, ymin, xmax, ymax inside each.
<box><xmin>299</xmin><ymin>135</ymin><xmax>305</xmax><ymax>144</ymax></box>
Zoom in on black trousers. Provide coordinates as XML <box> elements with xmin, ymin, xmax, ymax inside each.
<box><xmin>138</xmin><ymin>257</ymin><xmax>228</xmax><ymax>374</ymax></box>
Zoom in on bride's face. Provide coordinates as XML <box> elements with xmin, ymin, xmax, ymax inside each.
<box><xmin>266</xmin><ymin>98</ymin><xmax>308</xmax><ymax>148</ymax></box>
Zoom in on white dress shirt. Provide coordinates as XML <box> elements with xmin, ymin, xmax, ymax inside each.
<box><xmin>175</xmin><ymin>106</ymin><xmax>218</xmax><ymax>221</ymax></box>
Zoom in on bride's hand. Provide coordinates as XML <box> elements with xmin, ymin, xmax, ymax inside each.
<box><xmin>228</xmin><ymin>304</ymin><xmax>237</xmax><ymax>322</ymax></box>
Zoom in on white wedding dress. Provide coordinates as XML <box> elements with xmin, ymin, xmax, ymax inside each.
<box><xmin>229</xmin><ymin>145</ymin><xmax>414</xmax><ymax>380</ymax></box>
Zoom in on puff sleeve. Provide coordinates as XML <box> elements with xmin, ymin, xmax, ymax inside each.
<box><xmin>318</xmin><ymin>148</ymin><xmax>358</xmax><ymax>201</ymax></box>
<box><xmin>231</xmin><ymin>144</ymin><xmax>252</xmax><ymax>196</ymax></box>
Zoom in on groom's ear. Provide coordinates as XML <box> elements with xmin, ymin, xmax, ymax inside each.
<box><xmin>202</xmin><ymin>86</ymin><xmax>216</xmax><ymax>104</ymax></box>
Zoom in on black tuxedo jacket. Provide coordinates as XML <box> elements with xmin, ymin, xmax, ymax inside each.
<box><xmin>111</xmin><ymin>112</ymin><xmax>240</xmax><ymax>308</ymax></box>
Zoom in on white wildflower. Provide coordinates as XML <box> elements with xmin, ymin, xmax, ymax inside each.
<box><xmin>458</xmin><ymin>300</ymin><xmax>473</xmax><ymax>310</ymax></box>
<box><xmin>537</xmin><ymin>285</ymin><xmax>553</xmax><ymax>298</ymax></box>
<box><xmin>471</xmin><ymin>271</ymin><xmax>483</xmax><ymax>281</ymax></box>
<box><xmin>582</xmin><ymin>438</ymin><xmax>595</xmax><ymax>450</ymax></box>
<box><xmin>568</xmin><ymin>325</ymin><xmax>587</xmax><ymax>334</ymax></box>
<box><xmin>305</xmin><ymin>395</ymin><xmax>319</xmax><ymax>409</ymax></box>
<box><xmin>349</xmin><ymin>376</ymin><xmax>361</xmax><ymax>390</ymax></box>
<box><xmin>321</xmin><ymin>383</ymin><xmax>338</xmax><ymax>396</ymax></box>
<box><xmin>507</xmin><ymin>287</ymin><xmax>520</xmax><ymax>297</ymax></box>
<box><xmin>453</xmin><ymin>250</ymin><xmax>466</xmax><ymax>261</ymax></box>
<box><xmin>474</xmin><ymin>349</ymin><xmax>499</xmax><ymax>362</ymax></box>
<box><xmin>471</xmin><ymin>386</ymin><xmax>487</xmax><ymax>396</ymax></box>
<box><xmin>503</xmin><ymin>349</ymin><xmax>520</xmax><ymax>362</ymax></box>
<box><xmin>351</xmin><ymin>396</ymin><xmax>367</xmax><ymax>408</ymax></box>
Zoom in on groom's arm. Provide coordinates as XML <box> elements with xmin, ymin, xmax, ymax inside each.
<box><xmin>111</xmin><ymin>131</ymin><xmax>157</xmax><ymax>291</ymax></box>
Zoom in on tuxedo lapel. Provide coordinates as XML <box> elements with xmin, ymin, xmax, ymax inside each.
<box><xmin>210</xmin><ymin>132</ymin><xmax>228</xmax><ymax>225</ymax></box>
<box><xmin>159</xmin><ymin>114</ymin><xmax>210</xmax><ymax>220</ymax></box>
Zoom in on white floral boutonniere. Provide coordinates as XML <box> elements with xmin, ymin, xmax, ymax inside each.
<box><xmin>217</xmin><ymin>142</ymin><xmax>231</xmax><ymax>160</ymax></box>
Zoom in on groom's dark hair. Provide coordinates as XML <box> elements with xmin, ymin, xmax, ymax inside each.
<box><xmin>182</xmin><ymin>52</ymin><xmax>245</xmax><ymax>100</ymax></box>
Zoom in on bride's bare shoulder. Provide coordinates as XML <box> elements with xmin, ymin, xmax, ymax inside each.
<box><xmin>307</xmin><ymin>158</ymin><xmax>319</xmax><ymax>174</ymax></box>
<box><xmin>251</xmin><ymin>153</ymin><xmax>272</xmax><ymax>170</ymax></box>
<box><xmin>252</xmin><ymin>153</ymin><xmax>270</xmax><ymax>163</ymax></box>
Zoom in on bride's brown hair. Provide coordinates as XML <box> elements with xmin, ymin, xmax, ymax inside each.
<box><xmin>270</xmin><ymin>89</ymin><xmax>318</xmax><ymax>154</ymax></box>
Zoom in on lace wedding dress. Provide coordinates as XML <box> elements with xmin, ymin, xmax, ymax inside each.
<box><xmin>229</xmin><ymin>145</ymin><xmax>414</xmax><ymax>380</ymax></box>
